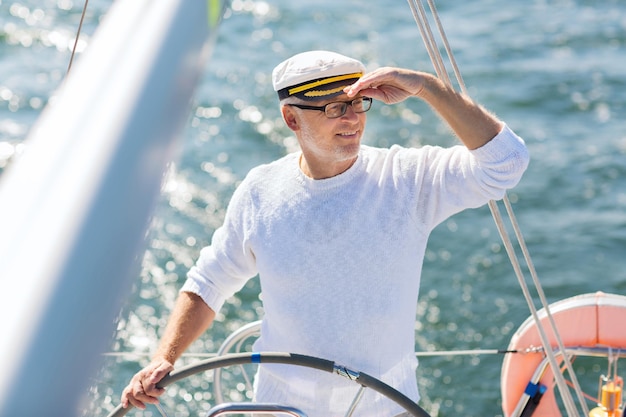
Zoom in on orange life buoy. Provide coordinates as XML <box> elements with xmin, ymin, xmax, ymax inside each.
<box><xmin>501</xmin><ymin>292</ymin><xmax>626</xmax><ymax>417</ymax></box>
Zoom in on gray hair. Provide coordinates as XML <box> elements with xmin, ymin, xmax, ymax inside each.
<box><xmin>278</xmin><ymin>95</ymin><xmax>305</xmax><ymax>113</ymax></box>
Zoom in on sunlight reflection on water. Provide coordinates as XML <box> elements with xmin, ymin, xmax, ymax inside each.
<box><xmin>1</xmin><ymin>0</ymin><xmax>625</xmax><ymax>416</ymax></box>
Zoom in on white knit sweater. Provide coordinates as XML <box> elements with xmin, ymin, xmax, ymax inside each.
<box><xmin>182</xmin><ymin>124</ymin><xmax>529</xmax><ymax>417</ymax></box>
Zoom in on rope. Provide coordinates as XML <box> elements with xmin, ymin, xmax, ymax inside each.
<box><xmin>404</xmin><ymin>1</ymin><xmax>589</xmax><ymax>416</ymax></box>
<box><xmin>67</xmin><ymin>0</ymin><xmax>89</xmax><ymax>73</ymax></box>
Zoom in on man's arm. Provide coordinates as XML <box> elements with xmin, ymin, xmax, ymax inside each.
<box><xmin>121</xmin><ymin>291</ymin><xmax>215</xmax><ymax>409</ymax></box>
<box><xmin>345</xmin><ymin>67</ymin><xmax>502</xmax><ymax>150</ymax></box>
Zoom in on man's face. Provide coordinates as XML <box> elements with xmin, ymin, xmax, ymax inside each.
<box><xmin>286</xmin><ymin>94</ymin><xmax>368</xmax><ymax>167</ymax></box>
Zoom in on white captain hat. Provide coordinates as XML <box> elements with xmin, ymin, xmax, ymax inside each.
<box><xmin>272</xmin><ymin>50</ymin><xmax>365</xmax><ymax>101</ymax></box>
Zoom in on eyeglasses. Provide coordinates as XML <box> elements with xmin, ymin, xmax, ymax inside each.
<box><xmin>288</xmin><ymin>97</ymin><xmax>372</xmax><ymax>119</ymax></box>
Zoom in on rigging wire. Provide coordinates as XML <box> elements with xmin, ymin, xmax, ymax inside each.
<box><xmin>424</xmin><ymin>0</ymin><xmax>466</xmax><ymax>94</ymax></box>
<box><xmin>501</xmin><ymin>195</ymin><xmax>590</xmax><ymax>416</ymax></box>
<box><xmin>404</xmin><ymin>1</ymin><xmax>589</xmax><ymax>416</ymax></box>
<box><xmin>406</xmin><ymin>1</ymin><xmax>450</xmax><ymax>87</ymax></box>
<box><xmin>67</xmin><ymin>0</ymin><xmax>90</xmax><ymax>73</ymax></box>
<box><xmin>101</xmin><ymin>348</ymin><xmax>522</xmax><ymax>359</ymax></box>
<box><xmin>488</xmin><ymin>200</ymin><xmax>584</xmax><ymax>417</ymax></box>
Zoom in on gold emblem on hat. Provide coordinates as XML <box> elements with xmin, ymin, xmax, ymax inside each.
<box><xmin>304</xmin><ymin>86</ymin><xmax>347</xmax><ymax>98</ymax></box>
<box><xmin>287</xmin><ymin>72</ymin><xmax>363</xmax><ymax>97</ymax></box>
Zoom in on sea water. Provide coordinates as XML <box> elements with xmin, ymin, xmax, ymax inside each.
<box><xmin>1</xmin><ymin>0</ymin><xmax>624</xmax><ymax>416</ymax></box>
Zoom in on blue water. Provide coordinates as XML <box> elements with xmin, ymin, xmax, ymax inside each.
<box><xmin>1</xmin><ymin>0</ymin><xmax>625</xmax><ymax>416</ymax></box>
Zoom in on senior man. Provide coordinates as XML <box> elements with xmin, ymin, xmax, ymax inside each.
<box><xmin>121</xmin><ymin>50</ymin><xmax>529</xmax><ymax>417</ymax></box>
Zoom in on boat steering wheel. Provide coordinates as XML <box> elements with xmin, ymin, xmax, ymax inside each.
<box><xmin>105</xmin><ymin>351</ymin><xmax>431</xmax><ymax>417</ymax></box>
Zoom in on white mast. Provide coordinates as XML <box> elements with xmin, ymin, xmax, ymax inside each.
<box><xmin>0</xmin><ymin>0</ymin><xmax>226</xmax><ymax>415</ymax></box>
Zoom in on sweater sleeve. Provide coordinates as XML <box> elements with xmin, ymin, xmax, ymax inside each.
<box><xmin>407</xmin><ymin>123</ymin><xmax>529</xmax><ymax>229</ymax></box>
<box><xmin>180</xmin><ymin>176</ymin><xmax>258</xmax><ymax>313</ymax></box>
<box><xmin>467</xmin><ymin>123</ymin><xmax>529</xmax><ymax>198</ymax></box>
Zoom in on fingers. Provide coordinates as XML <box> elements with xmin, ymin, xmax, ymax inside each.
<box><xmin>149</xmin><ymin>361</ymin><xmax>174</xmax><ymax>384</ymax></box>
<box><xmin>345</xmin><ymin>81</ymin><xmax>408</xmax><ymax>105</ymax></box>
<box><xmin>346</xmin><ymin>67</ymin><xmax>394</xmax><ymax>91</ymax></box>
<box><xmin>121</xmin><ymin>381</ymin><xmax>162</xmax><ymax>410</ymax></box>
<box><xmin>344</xmin><ymin>76</ymin><xmax>380</xmax><ymax>98</ymax></box>
<box><xmin>121</xmin><ymin>380</ymin><xmax>163</xmax><ymax>409</ymax></box>
<box><xmin>345</xmin><ymin>67</ymin><xmax>426</xmax><ymax>104</ymax></box>
<box><xmin>121</xmin><ymin>361</ymin><xmax>174</xmax><ymax>409</ymax></box>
